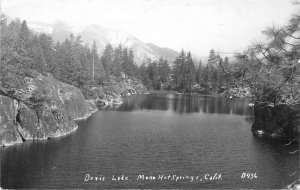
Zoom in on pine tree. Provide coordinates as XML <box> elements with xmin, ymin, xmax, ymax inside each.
<box><xmin>228</xmin><ymin>13</ymin><xmax>300</xmax><ymax>105</ymax></box>
<box><xmin>158</xmin><ymin>57</ymin><xmax>171</xmax><ymax>87</ymax></box>
<box><xmin>91</xmin><ymin>41</ymin><xmax>105</xmax><ymax>84</ymax></box>
<box><xmin>216</xmin><ymin>58</ymin><xmax>224</xmax><ymax>91</ymax></box>
<box><xmin>186</xmin><ymin>52</ymin><xmax>196</xmax><ymax>92</ymax></box>
<box><xmin>147</xmin><ymin>60</ymin><xmax>159</xmax><ymax>89</ymax></box>
<box><xmin>138</xmin><ymin>62</ymin><xmax>152</xmax><ymax>88</ymax></box>
<box><xmin>112</xmin><ymin>44</ymin><xmax>123</xmax><ymax>76</ymax></box>
<box><xmin>207</xmin><ymin>49</ymin><xmax>221</xmax><ymax>90</ymax></box>
<box><xmin>1</xmin><ymin>17</ymin><xmax>111</xmax><ymax>94</ymax></box>
<box><xmin>196</xmin><ymin>60</ymin><xmax>203</xmax><ymax>84</ymax></box>
<box><xmin>101</xmin><ymin>44</ymin><xmax>114</xmax><ymax>80</ymax></box>
<box><xmin>127</xmin><ymin>49</ymin><xmax>136</xmax><ymax>76</ymax></box>
<box><xmin>224</xmin><ymin>56</ymin><xmax>229</xmax><ymax>67</ymax></box>
<box><xmin>30</xmin><ymin>35</ymin><xmax>46</xmax><ymax>73</ymax></box>
<box><xmin>208</xmin><ymin>49</ymin><xmax>218</xmax><ymax>68</ymax></box>
<box><xmin>18</xmin><ymin>20</ymin><xmax>30</xmax><ymax>54</ymax></box>
<box><xmin>122</xmin><ymin>47</ymin><xmax>129</xmax><ymax>75</ymax></box>
<box><xmin>178</xmin><ymin>49</ymin><xmax>187</xmax><ymax>91</ymax></box>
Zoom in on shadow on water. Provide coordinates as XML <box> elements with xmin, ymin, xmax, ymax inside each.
<box><xmin>1</xmin><ymin>115</ymin><xmax>96</xmax><ymax>189</ymax></box>
<box><xmin>1</xmin><ymin>137</ymin><xmax>67</xmax><ymax>188</ymax></box>
<box><xmin>250</xmin><ymin>135</ymin><xmax>299</xmax><ymax>188</ymax></box>
<box><xmin>103</xmin><ymin>93</ymin><xmax>253</xmax><ymax>116</ymax></box>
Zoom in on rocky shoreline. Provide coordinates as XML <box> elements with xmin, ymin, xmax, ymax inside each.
<box><xmin>0</xmin><ymin>72</ymin><xmax>148</xmax><ymax>147</ymax></box>
<box><xmin>220</xmin><ymin>87</ymin><xmax>299</xmax><ymax>142</ymax></box>
<box><xmin>86</xmin><ymin>76</ymin><xmax>149</xmax><ymax>108</ymax></box>
<box><xmin>2</xmin><ymin>72</ymin><xmax>297</xmax><ymax>147</ymax></box>
<box><xmin>0</xmin><ymin>72</ymin><xmax>97</xmax><ymax>147</ymax></box>
<box><xmin>251</xmin><ymin>103</ymin><xmax>300</xmax><ymax>142</ymax></box>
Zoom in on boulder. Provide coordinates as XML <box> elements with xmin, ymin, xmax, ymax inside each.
<box><xmin>58</xmin><ymin>82</ymin><xmax>95</xmax><ymax>119</ymax></box>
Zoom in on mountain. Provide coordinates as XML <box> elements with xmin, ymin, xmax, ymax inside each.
<box><xmin>28</xmin><ymin>21</ymin><xmax>179</xmax><ymax>66</ymax></box>
<box><xmin>51</xmin><ymin>20</ymin><xmax>74</xmax><ymax>43</ymax></box>
<box><xmin>146</xmin><ymin>43</ymin><xmax>179</xmax><ymax>62</ymax></box>
<box><xmin>79</xmin><ymin>24</ymin><xmax>165</xmax><ymax>65</ymax></box>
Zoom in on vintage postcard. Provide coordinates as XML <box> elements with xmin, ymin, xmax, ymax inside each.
<box><xmin>0</xmin><ymin>0</ymin><xmax>299</xmax><ymax>189</ymax></box>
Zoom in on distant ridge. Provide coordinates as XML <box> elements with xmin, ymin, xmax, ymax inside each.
<box><xmin>28</xmin><ymin>20</ymin><xmax>179</xmax><ymax>66</ymax></box>
<box><xmin>146</xmin><ymin>43</ymin><xmax>179</xmax><ymax>62</ymax></box>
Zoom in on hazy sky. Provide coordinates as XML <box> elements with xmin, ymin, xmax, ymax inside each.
<box><xmin>1</xmin><ymin>0</ymin><xmax>299</xmax><ymax>56</ymax></box>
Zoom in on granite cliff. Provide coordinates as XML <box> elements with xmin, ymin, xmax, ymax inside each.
<box><xmin>0</xmin><ymin>71</ymin><xmax>97</xmax><ymax>146</ymax></box>
<box><xmin>0</xmin><ymin>71</ymin><xmax>149</xmax><ymax>146</ymax></box>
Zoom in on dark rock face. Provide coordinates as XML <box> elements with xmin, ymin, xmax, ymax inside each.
<box><xmin>0</xmin><ymin>96</ymin><xmax>23</xmax><ymax>145</ymax></box>
<box><xmin>252</xmin><ymin>103</ymin><xmax>300</xmax><ymax>141</ymax></box>
<box><xmin>0</xmin><ymin>72</ymin><xmax>97</xmax><ymax>146</ymax></box>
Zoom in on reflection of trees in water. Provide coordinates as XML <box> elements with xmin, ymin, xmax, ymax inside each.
<box><xmin>118</xmin><ymin>94</ymin><xmax>169</xmax><ymax>111</ymax></box>
<box><xmin>173</xmin><ymin>95</ymin><xmax>253</xmax><ymax>115</ymax></box>
<box><xmin>115</xmin><ymin>94</ymin><xmax>253</xmax><ymax>115</ymax></box>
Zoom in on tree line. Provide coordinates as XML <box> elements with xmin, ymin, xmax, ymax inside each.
<box><xmin>0</xmin><ymin>16</ymin><xmax>100</xmax><ymax>89</ymax></box>
<box><xmin>1</xmin><ymin>15</ymin><xmax>235</xmax><ymax>95</ymax></box>
<box><xmin>0</xmin><ymin>16</ymin><xmax>142</xmax><ymax>92</ymax></box>
<box><xmin>135</xmin><ymin>48</ymin><xmax>233</xmax><ymax>93</ymax></box>
<box><xmin>5</xmin><ymin>15</ymin><xmax>266</xmax><ymax>98</ymax></box>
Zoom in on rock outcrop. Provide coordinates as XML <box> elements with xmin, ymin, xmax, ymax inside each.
<box><xmin>87</xmin><ymin>74</ymin><xmax>149</xmax><ymax>107</ymax></box>
<box><xmin>0</xmin><ymin>72</ymin><xmax>97</xmax><ymax>146</ymax></box>
<box><xmin>0</xmin><ymin>96</ymin><xmax>23</xmax><ymax>145</ymax></box>
<box><xmin>252</xmin><ymin>103</ymin><xmax>300</xmax><ymax>141</ymax></box>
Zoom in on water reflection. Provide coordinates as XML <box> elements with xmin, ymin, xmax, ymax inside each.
<box><xmin>1</xmin><ymin>93</ymin><xmax>298</xmax><ymax>189</ymax></box>
<box><xmin>104</xmin><ymin>93</ymin><xmax>253</xmax><ymax>116</ymax></box>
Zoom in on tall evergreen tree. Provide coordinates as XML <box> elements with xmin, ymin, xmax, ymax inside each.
<box><xmin>196</xmin><ymin>60</ymin><xmax>203</xmax><ymax>84</ymax></box>
<box><xmin>178</xmin><ymin>50</ymin><xmax>187</xmax><ymax>91</ymax></box>
<box><xmin>91</xmin><ymin>41</ymin><xmax>105</xmax><ymax>84</ymax></box>
<box><xmin>216</xmin><ymin>58</ymin><xmax>224</xmax><ymax>91</ymax></box>
<box><xmin>138</xmin><ymin>62</ymin><xmax>152</xmax><ymax>88</ymax></box>
<box><xmin>147</xmin><ymin>60</ymin><xmax>159</xmax><ymax>89</ymax></box>
<box><xmin>207</xmin><ymin>49</ymin><xmax>220</xmax><ymax>90</ymax></box>
<box><xmin>18</xmin><ymin>20</ymin><xmax>31</xmax><ymax>55</ymax></box>
<box><xmin>127</xmin><ymin>49</ymin><xmax>137</xmax><ymax>76</ymax></box>
<box><xmin>112</xmin><ymin>44</ymin><xmax>123</xmax><ymax>76</ymax></box>
<box><xmin>101</xmin><ymin>44</ymin><xmax>114</xmax><ymax>80</ymax></box>
<box><xmin>158</xmin><ymin>57</ymin><xmax>171</xmax><ymax>86</ymax></box>
<box><xmin>207</xmin><ymin>49</ymin><xmax>218</xmax><ymax>68</ymax></box>
<box><xmin>186</xmin><ymin>52</ymin><xmax>196</xmax><ymax>92</ymax></box>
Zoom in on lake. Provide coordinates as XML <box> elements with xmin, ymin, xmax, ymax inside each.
<box><xmin>1</xmin><ymin>93</ymin><xmax>299</xmax><ymax>189</ymax></box>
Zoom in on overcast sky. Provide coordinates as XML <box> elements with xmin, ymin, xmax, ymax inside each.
<box><xmin>1</xmin><ymin>0</ymin><xmax>299</xmax><ymax>56</ymax></box>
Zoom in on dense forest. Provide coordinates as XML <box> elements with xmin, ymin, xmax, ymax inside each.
<box><xmin>0</xmin><ymin>14</ymin><xmax>234</xmax><ymax>95</ymax></box>
<box><xmin>137</xmin><ymin>48</ymin><xmax>233</xmax><ymax>93</ymax></box>
<box><xmin>0</xmin><ymin>15</ymin><xmax>145</xmax><ymax>97</ymax></box>
<box><xmin>1</xmin><ymin>13</ymin><xmax>299</xmax><ymax>105</ymax></box>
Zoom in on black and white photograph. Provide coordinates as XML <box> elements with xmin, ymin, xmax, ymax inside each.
<box><xmin>0</xmin><ymin>0</ymin><xmax>299</xmax><ymax>189</ymax></box>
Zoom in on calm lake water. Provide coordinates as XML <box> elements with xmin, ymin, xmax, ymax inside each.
<box><xmin>1</xmin><ymin>93</ymin><xmax>299</xmax><ymax>189</ymax></box>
